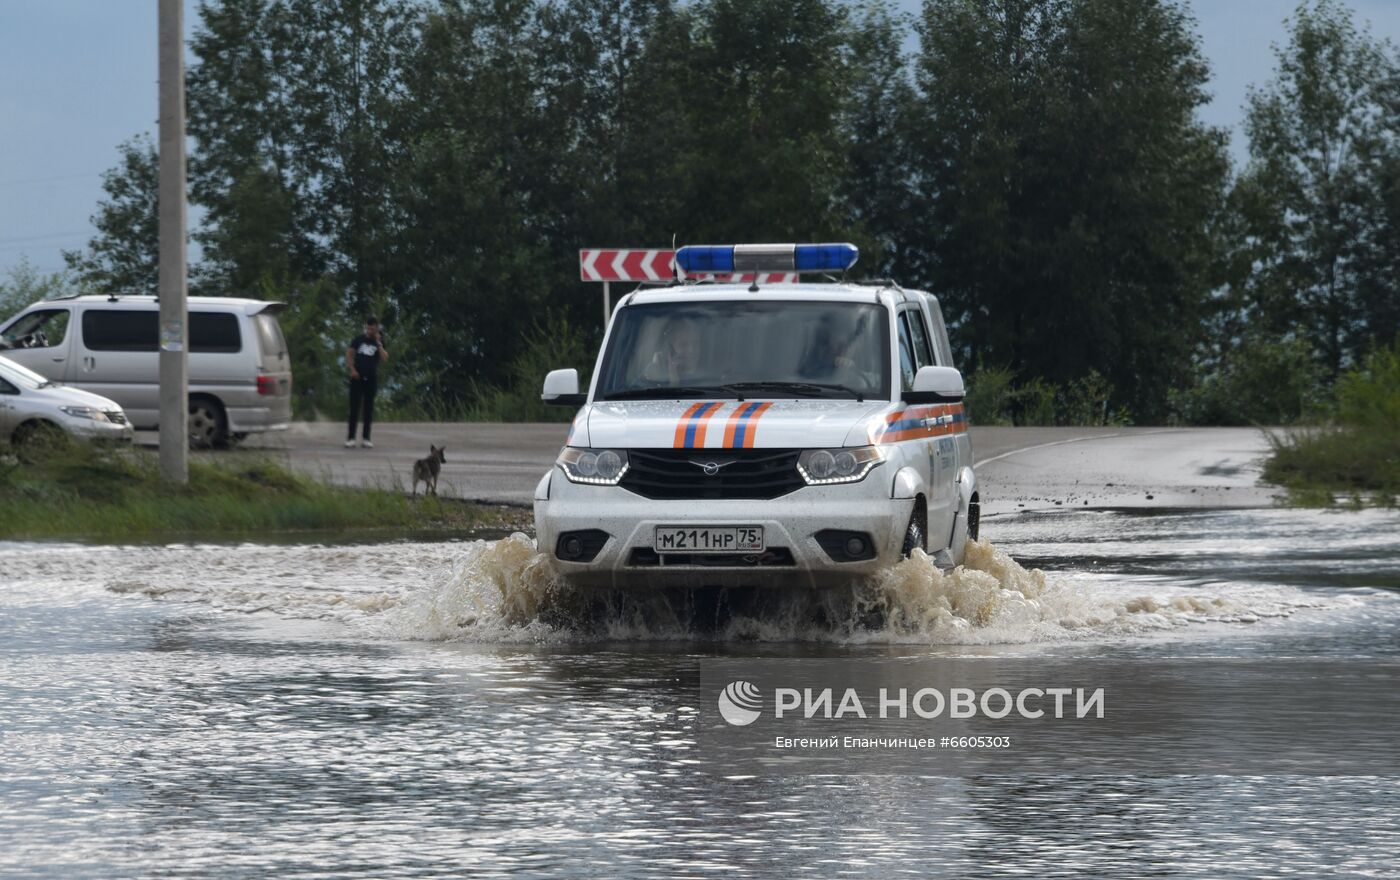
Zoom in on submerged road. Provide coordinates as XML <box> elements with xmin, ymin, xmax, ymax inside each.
<box><xmin>144</xmin><ymin>423</ymin><xmax>1280</xmax><ymax>511</ymax></box>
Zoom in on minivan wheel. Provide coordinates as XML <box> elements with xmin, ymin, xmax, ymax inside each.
<box><xmin>188</xmin><ymin>398</ymin><xmax>227</xmax><ymax>449</ymax></box>
<box><xmin>901</xmin><ymin>502</ymin><xmax>927</xmax><ymax>558</ymax></box>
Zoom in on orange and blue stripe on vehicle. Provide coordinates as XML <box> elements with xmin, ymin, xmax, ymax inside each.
<box><xmin>673</xmin><ymin>401</ymin><xmax>725</xmax><ymax>448</ymax></box>
<box><xmin>873</xmin><ymin>403</ymin><xmax>967</xmax><ymax>444</ymax></box>
<box><xmin>722</xmin><ymin>401</ymin><xmax>773</xmax><ymax>449</ymax></box>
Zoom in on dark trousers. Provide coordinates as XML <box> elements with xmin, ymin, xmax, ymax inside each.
<box><xmin>348</xmin><ymin>375</ymin><xmax>377</xmax><ymax>440</ymax></box>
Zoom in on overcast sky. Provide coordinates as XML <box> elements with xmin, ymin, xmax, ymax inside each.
<box><xmin>2</xmin><ymin>0</ymin><xmax>1399</xmax><ymax>278</ymax></box>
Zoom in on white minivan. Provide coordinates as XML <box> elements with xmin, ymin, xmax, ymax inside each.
<box><xmin>0</xmin><ymin>295</ymin><xmax>292</xmax><ymax>447</ymax></box>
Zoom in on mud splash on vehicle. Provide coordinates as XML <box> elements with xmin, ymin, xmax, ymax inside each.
<box><xmin>381</xmin><ymin>534</ymin><xmax>1315</xmax><ymax>645</ymax></box>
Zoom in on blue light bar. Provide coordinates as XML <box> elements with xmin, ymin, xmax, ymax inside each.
<box><xmin>674</xmin><ymin>242</ymin><xmax>859</xmax><ymax>275</ymax></box>
<box><xmin>674</xmin><ymin>245</ymin><xmax>735</xmax><ymax>273</ymax></box>
<box><xmin>794</xmin><ymin>243</ymin><xmax>859</xmax><ymax>272</ymax></box>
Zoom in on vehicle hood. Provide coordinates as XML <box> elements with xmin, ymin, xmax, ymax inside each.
<box><xmin>578</xmin><ymin>399</ymin><xmax>889</xmax><ymax>449</ymax></box>
<box><xmin>25</xmin><ymin>383</ymin><xmax>123</xmax><ymax>412</ymax></box>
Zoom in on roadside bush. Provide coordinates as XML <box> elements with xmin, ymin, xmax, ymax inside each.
<box><xmin>1171</xmin><ymin>334</ymin><xmax>1326</xmax><ymax>426</ymax></box>
<box><xmin>1262</xmin><ymin>339</ymin><xmax>1400</xmax><ymax>501</ymax></box>
<box><xmin>964</xmin><ymin>366</ymin><xmax>1128</xmax><ymax>427</ymax></box>
<box><xmin>964</xmin><ymin>366</ymin><xmax>1016</xmax><ymax>425</ymax></box>
<box><xmin>466</xmin><ymin>317</ymin><xmax>598</xmax><ymax>423</ymax></box>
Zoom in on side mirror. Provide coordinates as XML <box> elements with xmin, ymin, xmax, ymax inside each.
<box><xmin>903</xmin><ymin>366</ymin><xmax>965</xmax><ymax>404</ymax></box>
<box><xmin>542</xmin><ymin>368</ymin><xmax>586</xmax><ymax>406</ymax></box>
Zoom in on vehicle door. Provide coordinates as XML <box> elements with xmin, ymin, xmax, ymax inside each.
<box><xmin>899</xmin><ymin>305</ymin><xmax>959</xmax><ymax>547</ymax></box>
<box><xmin>72</xmin><ymin>306</ymin><xmax>160</xmax><ymax>427</ymax></box>
<box><xmin>0</xmin><ymin>307</ymin><xmax>75</xmax><ymax>380</ymax></box>
<box><xmin>917</xmin><ymin>295</ymin><xmax>971</xmax><ymax>475</ymax></box>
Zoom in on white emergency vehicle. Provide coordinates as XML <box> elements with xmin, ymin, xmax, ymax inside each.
<box><xmin>535</xmin><ymin>243</ymin><xmax>978</xmax><ymax>589</ymax></box>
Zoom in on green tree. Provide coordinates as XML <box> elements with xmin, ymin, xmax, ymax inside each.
<box><xmin>1236</xmin><ymin>0</ymin><xmax>1400</xmax><ymax>379</ymax></box>
<box><xmin>188</xmin><ymin>0</ymin><xmax>323</xmax><ymax>292</ymax></box>
<box><xmin>63</xmin><ymin>136</ymin><xmax>159</xmax><ymax>294</ymax></box>
<box><xmin>907</xmin><ymin>0</ymin><xmax>1229</xmax><ymax>421</ymax></box>
<box><xmin>0</xmin><ymin>257</ymin><xmax>73</xmax><ymax>321</ymax></box>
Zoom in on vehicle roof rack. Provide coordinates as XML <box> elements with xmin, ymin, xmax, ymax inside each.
<box><xmin>850</xmin><ymin>278</ymin><xmax>904</xmax><ymax>290</ymax></box>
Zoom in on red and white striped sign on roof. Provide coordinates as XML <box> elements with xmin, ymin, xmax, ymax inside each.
<box><xmin>579</xmin><ymin>249</ymin><xmax>798</xmax><ymax>284</ymax></box>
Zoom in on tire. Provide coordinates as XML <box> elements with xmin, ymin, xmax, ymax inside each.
<box><xmin>967</xmin><ymin>494</ymin><xmax>981</xmax><ymax>542</ymax></box>
<box><xmin>901</xmin><ymin>502</ymin><xmax>927</xmax><ymax>558</ymax></box>
<box><xmin>188</xmin><ymin>397</ymin><xmax>228</xmax><ymax>449</ymax></box>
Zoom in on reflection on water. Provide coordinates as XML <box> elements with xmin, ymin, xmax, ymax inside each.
<box><xmin>1</xmin><ymin>508</ymin><xmax>1398</xmax><ymax>877</ymax></box>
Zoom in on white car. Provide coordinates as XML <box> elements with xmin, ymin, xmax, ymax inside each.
<box><xmin>0</xmin><ymin>354</ymin><xmax>134</xmax><ymax>446</ymax></box>
<box><xmin>534</xmin><ymin>243</ymin><xmax>979</xmax><ymax>589</ymax></box>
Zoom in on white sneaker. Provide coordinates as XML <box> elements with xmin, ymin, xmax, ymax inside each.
<box><xmin>344</xmin><ymin>439</ymin><xmax>355</xmax><ymax>448</ymax></box>
<box><xmin>361</xmin><ymin>440</ymin><xmax>374</xmax><ymax>449</ymax></box>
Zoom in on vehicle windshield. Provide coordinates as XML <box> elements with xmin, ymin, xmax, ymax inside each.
<box><xmin>596</xmin><ymin>300</ymin><xmax>890</xmax><ymax>401</ymax></box>
<box><xmin>0</xmin><ymin>355</ymin><xmax>51</xmax><ymax>390</ymax></box>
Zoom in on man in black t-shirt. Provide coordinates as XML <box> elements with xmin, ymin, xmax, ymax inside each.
<box><xmin>346</xmin><ymin>317</ymin><xmax>388</xmax><ymax>448</ymax></box>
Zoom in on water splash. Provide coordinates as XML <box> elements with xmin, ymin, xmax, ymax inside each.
<box><xmin>381</xmin><ymin>535</ymin><xmax>1328</xmax><ymax>645</ymax></box>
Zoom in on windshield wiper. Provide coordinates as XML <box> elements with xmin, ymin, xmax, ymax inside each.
<box><xmin>722</xmin><ymin>381</ymin><xmax>865</xmax><ymax>402</ymax></box>
<box><xmin>604</xmin><ymin>386</ymin><xmax>744</xmax><ymax>401</ymax></box>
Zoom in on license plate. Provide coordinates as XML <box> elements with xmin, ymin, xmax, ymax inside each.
<box><xmin>654</xmin><ymin>526</ymin><xmax>764</xmax><ymax>553</ymax></box>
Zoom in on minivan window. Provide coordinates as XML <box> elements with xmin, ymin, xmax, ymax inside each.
<box><xmin>253</xmin><ymin>313</ymin><xmax>286</xmax><ymax>357</ymax></box>
<box><xmin>191</xmin><ymin>312</ymin><xmax>241</xmax><ymax>353</ymax></box>
<box><xmin>2</xmin><ymin>309</ymin><xmax>70</xmax><ymax>350</ymax></box>
<box><xmin>79</xmin><ymin>309</ymin><xmax>243</xmax><ymax>353</ymax></box>
<box><xmin>82</xmin><ymin>310</ymin><xmax>157</xmax><ymax>351</ymax></box>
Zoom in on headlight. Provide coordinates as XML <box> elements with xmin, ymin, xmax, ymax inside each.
<box><xmin>797</xmin><ymin>446</ymin><xmax>883</xmax><ymax>485</ymax></box>
<box><xmin>59</xmin><ymin>406</ymin><xmax>109</xmax><ymax>422</ymax></box>
<box><xmin>557</xmin><ymin>447</ymin><xmax>629</xmax><ymax>485</ymax></box>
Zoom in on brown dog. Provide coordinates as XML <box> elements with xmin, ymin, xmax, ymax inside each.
<box><xmin>411</xmin><ymin>445</ymin><xmax>446</xmax><ymax>496</ymax></box>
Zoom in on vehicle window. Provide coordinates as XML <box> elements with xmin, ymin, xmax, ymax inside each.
<box><xmin>0</xmin><ymin>376</ymin><xmax>17</xmax><ymax>394</ymax></box>
<box><xmin>905</xmin><ymin>308</ymin><xmax>934</xmax><ymax>368</ymax></box>
<box><xmin>82</xmin><ymin>310</ymin><xmax>158</xmax><ymax>352</ymax></box>
<box><xmin>896</xmin><ymin>313</ymin><xmax>918</xmax><ymax>391</ymax></box>
<box><xmin>191</xmin><ymin>312</ymin><xmax>241</xmax><ymax>353</ymax></box>
<box><xmin>596</xmin><ymin>300</ymin><xmax>891</xmax><ymax>400</ymax></box>
<box><xmin>1</xmin><ymin>309</ymin><xmax>70</xmax><ymax>350</ymax></box>
<box><xmin>926</xmin><ymin>298</ymin><xmax>954</xmax><ymax>366</ymax></box>
<box><xmin>253</xmin><ymin>313</ymin><xmax>287</xmax><ymax>357</ymax></box>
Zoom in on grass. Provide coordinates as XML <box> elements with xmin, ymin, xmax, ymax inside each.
<box><xmin>1261</xmin><ymin>341</ymin><xmax>1400</xmax><ymax>508</ymax></box>
<box><xmin>0</xmin><ymin>440</ymin><xmax>522</xmax><ymax>541</ymax></box>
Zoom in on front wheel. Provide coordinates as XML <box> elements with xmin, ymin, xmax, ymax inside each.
<box><xmin>188</xmin><ymin>398</ymin><xmax>228</xmax><ymax>449</ymax></box>
<box><xmin>13</xmin><ymin>420</ymin><xmax>67</xmax><ymax>461</ymax></box>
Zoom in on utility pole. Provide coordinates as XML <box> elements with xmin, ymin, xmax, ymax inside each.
<box><xmin>157</xmin><ymin>0</ymin><xmax>188</xmax><ymax>483</ymax></box>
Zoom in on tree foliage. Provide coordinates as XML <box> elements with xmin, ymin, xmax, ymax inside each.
<box><xmin>63</xmin><ymin>135</ymin><xmax>159</xmax><ymax>294</ymax></box>
<box><xmin>53</xmin><ymin>0</ymin><xmax>1400</xmax><ymax>424</ymax></box>
<box><xmin>1233</xmin><ymin>0</ymin><xmax>1400</xmax><ymax>379</ymax></box>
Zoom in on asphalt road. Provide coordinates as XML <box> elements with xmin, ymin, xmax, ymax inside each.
<box><xmin>143</xmin><ymin>422</ymin><xmax>1278</xmax><ymax>512</ymax></box>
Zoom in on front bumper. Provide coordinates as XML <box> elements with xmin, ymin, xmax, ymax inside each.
<box><xmin>63</xmin><ymin>417</ymin><xmax>135</xmax><ymax>443</ymax></box>
<box><xmin>535</xmin><ymin>471</ymin><xmax>912</xmax><ymax>589</ymax></box>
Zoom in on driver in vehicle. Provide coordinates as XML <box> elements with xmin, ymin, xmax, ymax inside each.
<box><xmin>642</xmin><ymin>317</ymin><xmax>703</xmax><ymax>385</ymax></box>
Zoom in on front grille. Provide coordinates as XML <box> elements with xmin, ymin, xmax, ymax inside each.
<box><xmin>106</xmin><ymin>411</ymin><xmax>127</xmax><ymax>425</ymax></box>
<box><xmin>628</xmin><ymin>547</ymin><xmax>796</xmax><ymax>567</ymax></box>
<box><xmin>620</xmin><ymin>449</ymin><xmax>805</xmax><ymax>500</ymax></box>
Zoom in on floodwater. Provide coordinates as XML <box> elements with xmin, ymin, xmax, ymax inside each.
<box><xmin>2</xmin><ymin>508</ymin><xmax>1399</xmax><ymax>878</ymax></box>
